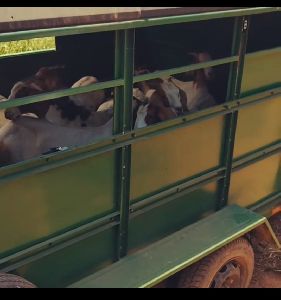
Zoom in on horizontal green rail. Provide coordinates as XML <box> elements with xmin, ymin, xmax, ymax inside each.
<box><xmin>250</xmin><ymin>191</ymin><xmax>281</xmax><ymax>216</ymax></box>
<box><xmin>130</xmin><ymin>167</ymin><xmax>225</xmax><ymax>215</ymax></box>
<box><xmin>0</xmin><ymin>8</ymin><xmax>278</xmax><ymax>43</ymax></box>
<box><xmin>232</xmin><ymin>141</ymin><xmax>281</xmax><ymax>171</ymax></box>
<box><xmin>1</xmin><ymin>87</ymin><xmax>281</xmax><ymax>184</ymax></box>
<box><xmin>0</xmin><ymin>79</ymin><xmax>124</xmax><ymax>110</ymax></box>
<box><xmin>0</xmin><ymin>211</ymin><xmax>120</xmax><ymax>271</ymax></box>
<box><xmin>133</xmin><ymin>56</ymin><xmax>238</xmax><ymax>82</ymax></box>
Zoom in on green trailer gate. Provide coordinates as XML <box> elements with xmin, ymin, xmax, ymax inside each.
<box><xmin>0</xmin><ymin>7</ymin><xmax>280</xmax><ymax>288</ymax></box>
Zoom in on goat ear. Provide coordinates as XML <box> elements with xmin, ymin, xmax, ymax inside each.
<box><xmin>29</xmin><ymin>82</ymin><xmax>44</xmax><ymax>92</ymax></box>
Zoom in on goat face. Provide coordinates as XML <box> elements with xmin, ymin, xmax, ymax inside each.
<box><xmin>160</xmin><ymin>79</ymin><xmax>185</xmax><ymax>113</ymax></box>
<box><xmin>5</xmin><ymin>66</ymin><xmax>68</xmax><ymax>121</ymax></box>
<box><xmin>35</xmin><ymin>65</ymin><xmax>67</xmax><ymax>91</ymax></box>
<box><xmin>5</xmin><ymin>80</ymin><xmax>51</xmax><ymax>120</ymax></box>
<box><xmin>134</xmin><ymin>89</ymin><xmax>177</xmax><ymax>129</ymax></box>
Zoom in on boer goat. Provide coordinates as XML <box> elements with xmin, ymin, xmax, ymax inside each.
<box><xmin>134</xmin><ymin>52</ymin><xmax>217</xmax><ymax>115</ymax></box>
<box><xmin>170</xmin><ymin>52</ymin><xmax>217</xmax><ymax>112</ymax></box>
<box><xmin>5</xmin><ymin>67</ymin><xmax>111</xmax><ymax>127</ymax></box>
<box><xmin>0</xmin><ymin>116</ymin><xmax>113</xmax><ymax>167</ymax></box>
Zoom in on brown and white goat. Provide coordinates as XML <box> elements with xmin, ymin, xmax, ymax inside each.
<box><xmin>134</xmin><ymin>52</ymin><xmax>217</xmax><ymax>115</ymax></box>
<box><xmin>4</xmin><ymin>67</ymin><xmax>111</xmax><ymax>127</ymax></box>
<box><xmin>169</xmin><ymin>52</ymin><xmax>217</xmax><ymax>112</ymax></box>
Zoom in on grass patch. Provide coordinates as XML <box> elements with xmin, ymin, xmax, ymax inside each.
<box><xmin>0</xmin><ymin>37</ymin><xmax>56</xmax><ymax>56</ymax></box>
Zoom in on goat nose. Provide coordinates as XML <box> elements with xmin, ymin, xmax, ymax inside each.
<box><xmin>5</xmin><ymin>108</ymin><xmax>21</xmax><ymax>120</ymax></box>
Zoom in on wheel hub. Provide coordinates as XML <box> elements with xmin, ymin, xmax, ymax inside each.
<box><xmin>211</xmin><ymin>262</ymin><xmax>241</xmax><ymax>288</ymax></box>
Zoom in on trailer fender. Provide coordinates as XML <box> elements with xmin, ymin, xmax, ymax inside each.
<box><xmin>69</xmin><ymin>205</ymin><xmax>280</xmax><ymax>288</ymax></box>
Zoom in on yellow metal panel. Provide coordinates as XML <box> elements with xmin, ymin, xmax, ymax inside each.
<box><xmin>0</xmin><ymin>152</ymin><xmax>115</xmax><ymax>255</ymax></box>
<box><xmin>229</xmin><ymin>154</ymin><xmax>281</xmax><ymax>207</ymax></box>
<box><xmin>234</xmin><ymin>95</ymin><xmax>281</xmax><ymax>158</ymax></box>
<box><xmin>131</xmin><ymin>117</ymin><xmax>224</xmax><ymax>200</ymax></box>
<box><xmin>241</xmin><ymin>50</ymin><xmax>281</xmax><ymax>93</ymax></box>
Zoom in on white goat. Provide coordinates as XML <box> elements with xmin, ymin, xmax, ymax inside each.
<box><xmin>0</xmin><ymin>116</ymin><xmax>113</xmax><ymax>166</ymax></box>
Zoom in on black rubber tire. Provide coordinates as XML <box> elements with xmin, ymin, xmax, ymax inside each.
<box><xmin>0</xmin><ymin>273</ymin><xmax>36</xmax><ymax>288</ymax></box>
<box><xmin>177</xmin><ymin>237</ymin><xmax>254</xmax><ymax>288</ymax></box>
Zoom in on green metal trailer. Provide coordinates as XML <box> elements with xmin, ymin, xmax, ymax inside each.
<box><xmin>0</xmin><ymin>7</ymin><xmax>280</xmax><ymax>288</ymax></box>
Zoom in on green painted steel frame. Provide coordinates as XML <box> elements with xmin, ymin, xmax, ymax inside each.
<box><xmin>0</xmin><ymin>7</ymin><xmax>281</xmax><ymax>285</ymax></box>
<box><xmin>0</xmin><ymin>8</ymin><xmax>278</xmax><ymax>43</ymax></box>
<box><xmin>115</xmin><ymin>29</ymin><xmax>135</xmax><ymax>259</ymax></box>
<box><xmin>217</xmin><ymin>16</ymin><xmax>250</xmax><ymax>209</ymax></box>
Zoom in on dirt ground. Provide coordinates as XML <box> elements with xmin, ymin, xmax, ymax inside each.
<box><xmin>249</xmin><ymin>266</ymin><xmax>281</xmax><ymax>288</ymax></box>
<box><xmin>154</xmin><ymin>214</ymin><xmax>281</xmax><ymax>288</ymax></box>
<box><xmin>249</xmin><ymin>214</ymin><xmax>281</xmax><ymax>288</ymax></box>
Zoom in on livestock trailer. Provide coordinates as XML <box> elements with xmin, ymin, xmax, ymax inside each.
<box><xmin>0</xmin><ymin>7</ymin><xmax>280</xmax><ymax>288</ymax></box>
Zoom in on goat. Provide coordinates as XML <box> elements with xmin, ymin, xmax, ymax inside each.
<box><xmin>134</xmin><ymin>52</ymin><xmax>217</xmax><ymax>115</ymax></box>
<box><xmin>134</xmin><ymin>67</ymin><xmax>188</xmax><ymax>116</ymax></box>
<box><xmin>169</xmin><ymin>52</ymin><xmax>217</xmax><ymax>112</ymax></box>
<box><xmin>4</xmin><ymin>68</ymin><xmax>111</xmax><ymax>128</ymax></box>
<box><xmin>0</xmin><ymin>116</ymin><xmax>113</xmax><ymax>167</ymax></box>
<box><xmin>4</xmin><ymin>66</ymin><xmax>68</xmax><ymax>120</ymax></box>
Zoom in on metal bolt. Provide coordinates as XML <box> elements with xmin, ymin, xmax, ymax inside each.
<box><xmin>243</xmin><ymin>20</ymin><xmax>248</xmax><ymax>31</ymax></box>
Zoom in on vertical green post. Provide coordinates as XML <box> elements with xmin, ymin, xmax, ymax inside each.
<box><xmin>114</xmin><ymin>29</ymin><xmax>135</xmax><ymax>259</ymax></box>
<box><xmin>218</xmin><ymin>16</ymin><xmax>250</xmax><ymax>209</ymax></box>
<box><xmin>113</xmin><ymin>30</ymin><xmax>124</xmax><ymax>261</ymax></box>
<box><xmin>113</xmin><ymin>30</ymin><xmax>124</xmax><ymax>134</ymax></box>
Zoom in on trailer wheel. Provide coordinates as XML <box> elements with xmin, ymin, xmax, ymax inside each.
<box><xmin>0</xmin><ymin>273</ymin><xmax>36</xmax><ymax>288</ymax></box>
<box><xmin>177</xmin><ymin>237</ymin><xmax>254</xmax><ymax>288</ymax></box>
